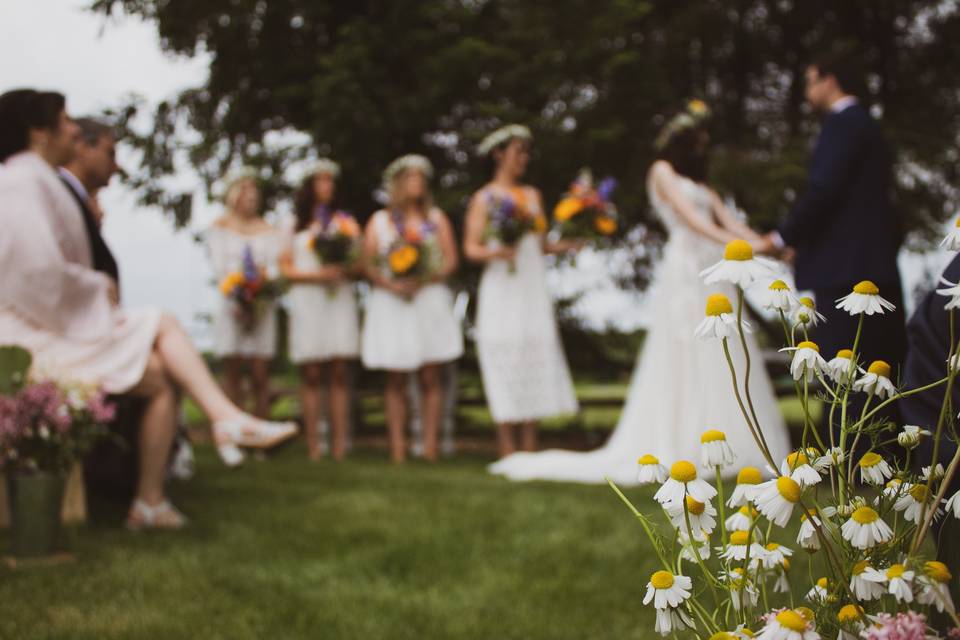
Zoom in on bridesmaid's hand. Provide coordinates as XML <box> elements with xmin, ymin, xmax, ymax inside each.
<box><xmin>493</xmin><ymin>246</ymin><xmax>517</xmax><ymax>263</ymax></box>
<box><xmin>316</xmin><ymin>265</ymin><xmax>346</xmax><ymax>284</ymax></box>
<box><xmin>107</xmin><ymin>280</ymin><xmax>119</xmax><ymax>306</ymax></box>
<box><xmin>389</xmin><ymin>278</ymin><xmax>420</xmax><ymax>300</ymax></box>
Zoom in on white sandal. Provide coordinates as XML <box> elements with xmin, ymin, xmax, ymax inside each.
<box><xmin>213</xmin><ymin>414</ymin><xmax>298</xmax><ymax>452</ymax></box>
<box><xmin>126</xmin><ymin>499</ymin><xmax>187</xmax><ymax>531</ymax></box>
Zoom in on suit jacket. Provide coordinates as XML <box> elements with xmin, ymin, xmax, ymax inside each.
<box><xmin>59</xmin><ymin>174</ymin><xmax>120</xmax><ymax>286</ymax></box>
<box><xmin>779</xmin><ymin>104</ymin><xmax>901</xmax><ymax>291</ymax></box>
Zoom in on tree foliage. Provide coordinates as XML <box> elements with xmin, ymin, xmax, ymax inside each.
<box><xmin>92</xmin><ymin>0</ymin><xmax>960</xmax><ymax>289</ymax></box>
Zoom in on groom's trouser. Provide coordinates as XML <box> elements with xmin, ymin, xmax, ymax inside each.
<box><xmin>812</xmin><ymin>283</ymin><xmax>907</xmax><ymax>458</ymax></box>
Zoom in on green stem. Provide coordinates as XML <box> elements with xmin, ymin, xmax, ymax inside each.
<box><xmin>606</xmin><ymin>479</ymin><xmax>673</xmax><ymax>570</ymax></box>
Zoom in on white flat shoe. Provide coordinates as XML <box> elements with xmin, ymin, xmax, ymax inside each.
<box><xmin>216</xmin><ymin>442</ymin><xmax>246</xmax><ymax>468</ymax></box>
<box><xmin>213</xmin><ymin>414</ymin><xmax>298</xmax><ymax>450</ymax></box>
<box><xmin>126</xmin><ymin>499</ymin><xmax>187</xmax><ymax>531</ymax></box>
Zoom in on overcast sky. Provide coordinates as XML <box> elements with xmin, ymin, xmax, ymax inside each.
<box><xmin>1</xmin><ymin>1</ymin><xmax>950</xmax><ymax>350</ymax></box>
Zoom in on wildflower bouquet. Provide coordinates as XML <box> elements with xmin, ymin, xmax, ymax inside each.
<box><xmin>310</xmin><ymin>206</ymin><xmax>362</xmax><ymax>267</ymax></box>
<box><xmin>485</xmin><ymin>187</ymin><xmax>547</xmax><ymax>247</ymax></box>
<box><xmin>219</xmin><ymin>245</ymin><xmax>286</xmax><ymax>332</ymax></box>
<box><xmin>611</xmin><ymin>237</ymin><xmax>960</xmax><ymax>639</ymax></box>
<box><xmin>384</xmin><ymin>213</ymin><xmax>439</xmax><ymax>283</ymax></box>
<box><xmin>552</xmin><ymin>169</ymin><xmax>618</xmax><ymax>243</ymax></box>
<box><xmin>0</xmin><ymin>345</ymin><xmax>115</xmax><ymax>475</ymax></box>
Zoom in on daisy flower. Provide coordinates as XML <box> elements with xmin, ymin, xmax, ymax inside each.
<box><xmin>780</xmin><ymin>450</ymin><xmax>822</xmax><ymax>488</ymax></box>
<box><xmin>850</xmin><ymin>561</ymin><xmax>885</xmax><ymax>601</ymax></box>
<box><xmin>836</xmin><ymin>605</ymin><xmax>866</xmax><ymax>638</ymax></box>
<box><xmin>922</xmin><ymin>463</ymin><xmax>945</xmax><ymax>482</ymax></box>
<box><xmin>720</xmin><ymin>529</ymin><xmax>755</xmax><ymax>561</ymax></box>
<box><xmin>835</xmin><ymin>280</ymin><xmax>897</xmax><ymax>316</ymax></box>
<box><xmin>678</xmin><ymin>529</ymin><xmax>712</xmax><ymax>562</ymax></box>
<box><xmin>940</xmin><ymin>216</ymin><xmax>960</xmax><ymax>251</ymax></box>
<box><xmin>864</xmin><ymin>563</ymin><xmax>915</xmax><ymax>603</ymax></box>
<box><xmin>917</xmin><ymin>561</ymin><xmax>955</xmax><ymax>614</ymax></box>
<box><xmin>857</xmin><ymin>452</ymin><xmax>893</xmax><ymax>486</ymax></box>
<box><xmin>825</xmin><ymin>349</ymin><xmax>856</xmax><ymax>384</ymax></box>
<box><xmin>643</xmin><ymin>569</ymin><xmax>693</xmax><ymax>610</ymax></box>
<box><xmin>728</xmin><ymin>467</ymin><xmax>763</xmax><ymax>508</ymax></box>
<box><xmin>753</xmin><ymin>476</ymin><xmax>803</xmax><ymax>527</ymax></box>
<box><xmin>781</xmin><ymin>341</ymin><xmax>828</xmax><ymax>383</ymax></box>
<box><xmin>897</xmin><ymin>425</ymin><xmax>931</xmax><ymax>450</ymax></box>
<box><xmin>882</xmin><ymin>478</ymin><xmax>905</xmax><ymax>500</ymax></box>
<box><xmin>755</xmin><ymin>542</ymin><xmax>793</xmax><ymax>570</ymax></box>
<box><xmin>840</xmin><ymin>506</ymin><xmax>893</xmax><ymax>549</ymax></box>
<box><xmin>700</xmin><ymin>239</ymin><xmax>775</xmax><ymax>289</ymax></box>
<box><xmin>755</xmin><ymin>609</ymin><xmax>819</xmax><ymax>640</ymax></box>
<box><xmin>793</xmin><ymin>296</ymin><xmax>827</xmax><ymax>328</ymax></box>
<box><xmin>654</xmin><ymin>607</ymin><xmax>694</xmax><ymax>637</ymax></box>
<box><xmin>726</xmin><ymin>505</ymin><xmax>757</xmax><ymax>532</ymax></box>
<box><xmin>773</xmin><ymin>559</ymin><xmax>791</xmax><ymax>594</ymax></box>
<box><xmin>695</xmin><ymin>293</ymin><xmax>752</xmax><ymax>340</ymax></box>
<box><xmin>936</xmin><ymin>275</ymin><xmax>960</xmax><ymax>309</ymax></box>
<box><xmin>805</xmin><ymin>577</ymin><xmax>831</xmax><ymax>603</ymax></box>
<box><xmin>701</xmin><ymin>429</ymin><xmax>736</xmax><ymax>468</ymax></box>
<box><xmin>796</xmin><ymin>509</ymin><xmax>822</xmax><ymax>550</ymax></box>
<box><xmin>946</xmin><ymin>489</ymin><xmax>960</xmax><ymax>519</ymax></box>
<box><xmin>763</xmin><ymin>279</ymin><xmax>799</xmax><ymax>312</ymax></box>
<box><xmin>637</xmin><ymin>454</ymin><xmax>669</xmax><ymax>485</ymax></box>
<box><xmin>814</xmin><ymin>447</ymin><xmax>844</xmax><ymax>472</ymax></box>
<box><xmin>653</xmin><ymin>460</ymin><xmax>717</xmax><ymax>507</ymax></box>
<box><xmin>722</xmin><ymin>568</ymin><xmax>759</xmax><ymax>611</ymax></box>
<box><xmin>893</xmin><ymin>483</ymin><xmax>942</xmax><ymax>524</ymax></box>
<box><xmin>667</xmin><ymin>495</ymin><xmax>717</xmax><ymax>535</ymax></box>
<box><xmin>852</xmin><ymin>360</ymin><xmax>897</xmax><ymax>399</ymax></box>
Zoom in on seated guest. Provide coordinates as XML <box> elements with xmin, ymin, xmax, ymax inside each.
<box><xmin>0</xmin><ymin>88</ymin><xmax>296</xmax><ymax>530</ymax></box>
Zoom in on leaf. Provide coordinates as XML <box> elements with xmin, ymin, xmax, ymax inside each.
<box><xmin>0</xmin><ymin>345</ymin><xmax>32</xmax><ymax>396</ymax></box>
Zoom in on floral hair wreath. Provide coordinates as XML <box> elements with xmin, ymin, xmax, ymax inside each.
<box><xmin>308</xmin><ymin>157</ymin><xmax>341</xmax><ymax>179</ymax></box>
<box><xmin>653</xmin><ymin>99</ymin><xmax>711</xmax><ymax>151</ymax></box>
<box><xmin>382</xmin><ymin>154</ymin><xmax>434</xmax><ymax>190</ymax></box>
<box><xmin>221</xmin><ymin>165</ymin><xmax>259</xmax><ymax>200</ymax></box>
<box><xmin>477</xmin><ymin>124</ymin><xmax>533</xmax><ymax>156</ymax></box>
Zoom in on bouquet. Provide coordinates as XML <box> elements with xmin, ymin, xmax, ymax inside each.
<box><xmin>219</xmin><ymin>245</ymin><xmax>286</xmax><ymax>332</ymax></box>
<box><xmin>485</xmin><ymin>187</ymin><xmax>547</xmax><ymax>273</ymax></box>
<box><xmin>552</xmin><ymin>169</ymin><xmax>618</xmax><ymax>242</ymax></box>
<box><xmin>609</xmin><ymin>237</ymin><xmax>960</xmax><ymax>639</ymax></box>
<box><xmin>0</xmin><ymin>346</ymin><xmax>115</xmax><ymax>475</ymax></box>
<box><xmin>310</xmin><ymin>206</ymin><xmax>362</xmax><ymax>267</ymax></box>
<box><xmin>384</xmin><ymin>214</ymin><xmax>440</xmax><ymax>284</ymax></box>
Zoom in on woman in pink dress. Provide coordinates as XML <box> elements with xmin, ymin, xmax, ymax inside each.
<box><xmin>0</xmin><ymin>89</ymin><xmax>296</xmax><ymax>529</ymax></box>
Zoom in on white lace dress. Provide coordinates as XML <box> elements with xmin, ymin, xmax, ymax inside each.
<box><xmin>489</xmin><ymin>174</ymin><xmax>791</xmax><ymax>483</ymax></box>
<box><xmin>475</xmin><ymin>189</ymin><xmax>579</xmax><ymax>424</ymax></box>
<box><xmin>360</xmin><ymin>210</ymin><xmax>463</xmax><ymax>371</ymax></box>
<box><xmin>206</xmin><ymin>225</ymin><xmax>283</xmax><ymax>358</ymax></box>
<box><xmin>286</xmin><ymin>227</ymin><xmax>360</xmax><ymax>364</ymax></box>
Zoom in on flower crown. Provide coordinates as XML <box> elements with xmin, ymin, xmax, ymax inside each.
<box><xmin>222</xmin><ymin>166</ymin><xmax>258</xmax><ymax>200</ymax></box>
<box><xmin>477</xmin><ymin>124</ymin><xmax>533</xmax><ymax>156</ymax></box>
<box><xmin>309</xmin><ymin>158</ymin><xmax>341</xmax><ymax>178</ymax></box>
<box><xmin>653</xmin><ymin>99</ymin><xmax>711</xmax><ymax>151</ymax></box>
<box><xmin>382</xmin><ymin>154</ymin><xmax>434</xmax><ymax>189</ymax></box>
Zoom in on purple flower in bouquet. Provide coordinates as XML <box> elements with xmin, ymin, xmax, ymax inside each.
<box><xmin>242</xmin><ymin>244</ymin><xmax>259</xmax><ymax>284</ymax></box>
<box><xmin>597</xmin><ymin>176</ymin><xmax>617</xmax><ymax>202</ymax></box>
<box><xmin>861</xmin><ymin>612</ymin><xmax>929</xmax><ymax>640</ymax></box>
<box><xmin>87</xmin><ymin>390</ymin><xmax>116</xmax><ymax>424</ymax></box>
<box><xmin>20</xmin><ymin>381</ymin><xmax>71</xmax><ymax>433</ymax></box>
<box><xmin>313</xmin><ymin>204</ymin><xmax>332</xmax><ymax>229</ymax></box>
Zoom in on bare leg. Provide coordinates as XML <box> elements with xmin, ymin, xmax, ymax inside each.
<box><xmin>520</xmin><ymin>421</ymin><xmax>538</xmax><ymax>452</ymax></box>
<box><xmin>328</xmin><ymin>359</ymin><xmax>350</xmax><ymax>462</ymax></box>
<box><xmin>496</xmin><ymin>423</ymin><xmax>516</xmax><ymax>459</ymax></box>
<box><xmin>300</xmin><ymin>363</ymin><xmax>323</xmax><ymax>460</ymax></box>
<box><xmin>418</xmin><ymin>364</ymin><xmax>442</xmax><ymax>462</ymax></box>
<box><xmin>385</xmin><ymin>371</ymin><xmax>408</xmax><ymax>464</ymax></box>
<box><xmin>250</xmin><ymin>357</ymin><xmax>272</xmax><ymax>419</ymax></box>
<box><xmin>127</xmin><ymin>353</ymin><xmax>178</xmax><ymax>507</ymax></box>
<box><xmin>223</xmin><ymin>357</ymin><xmax>245</xmax><ymax>410</ymax></box>
<box><xmin>153</xmin><ymin>313</ymin><xmax>240</xmax><ymax>424</ymax></box>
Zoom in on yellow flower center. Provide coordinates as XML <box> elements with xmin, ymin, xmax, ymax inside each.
<box><xmin>852</xmin><ymin>560</ymin><xmax>870</xmax><ymax>576</ymax></box>
<box><xmin>736</xmin><ymin>467</ymin><xmax>762</xmax><ymax>485</ymax></box>
<box><xmin>795</xmin><ymin>608</ymin><xmax>815</xmax><ymax>624</ymax></box>
<box><xmin>853</xmin><ymin>280</ymin><xmax>880</xmax><ymax>295</ymax></box>
<box><xmin>650</xmin><ymin>570</ymin><xmax>675</xmax><ymax>590</ymax></box>
<box><xmin>775</xmin><ymin>610</ymin><xmax>808</xmax><ymax>632</ymax></box>
<box><xmin>637</xmin><ymin>454</ymin><xmax>660</xmax><ymax>465</ymax></box>
<box><xmin>776</xmin><ymin>476</ymin><xmax>802</xmax><ymax>503</ymax></box>
<box><xmin>738</xmin><ymin>505</ymin><xmax>757</xmax><ymax>517</ymax></box>
<box><xmin>730</xmin><ymin>530</ymin><xmax>750</xmax><ymax>546</ymax></box>
<box><xmin>886</xmin><ymin>564</ymin><xmax>906</xmax><ymax>579</ymax></box>
<box><xmin>670</xmin><ymin>461</ymin><xmax>697</xmax><ymax>483</ymax></box>
<box><xmin>799</xmin><ymin>297</ymin><xmax>815</xmax><ymax>309</ymax></box>
<box><xmin>723</xmin><ymin>239</ymin><xmax>754</xmax><ymax>261</ymax></box>
<box><xmin>817</xmin><ymin>577</ymin><xmax>830</xmax><ymax>589</ymax></box>
<box><xmin>740</xmin><ymin>628</ymin><xmax>755</xmax><ymax>638</ymax></box>
<box><xmin>925</xmin><ymin>561</ymin><xmax>952</xmax><ymax>583</ymax></box>
<box><xmin>765</xmin><ymin>543</ymin><xmax>780</xmax><ymax>552</ymax></box>
<box><xmin>701</xmin><ymin>429</ymin><xmax>727</xmax><ymax>443</ymax></box>
<box><xmin>838</xmin><ymin>605</ymin><xmax>864</xmax><ymax>624</ymax></box>
<box><xmin>851</xmin><ymin>506</ymin><xmax>879</xmax><ymax>524</ymax></box>
<box><xmin>709</xmin><ymin>634</ymin><xmax>735</xmax><ymax>640</ymax></box>
<box><xmin>769</xmin><ymin>279</ymin><xmax>789</xmax><ymax>291</ymax></box>
<box><xmin>686</xmin><ymin>495</ymin><xmax>706</xmax><ymax>515</ymax></box>
<box><xmin>955</xmin><ymin>216</ymin><xmax>960</xmax><ymax>229</ymax></box>
<box><xmin>786</xmin><ymin>451</ymin><xmax>810</xmax><ymax>468</ymax></box>
<box><xmin>705</xmin><ymin>293</ymin><xmax>733</xmax><ymax>316</ymax></box>
<box><xmin>688</xmin><ymin>99</ymin><xmax>708</xmax><ymax>115</ymax></box>
<box><xmin>836</xmin><ymin>349</ymin><xmax>854</xmax><ymax>359</ymax></box>
<box><xmin>867</xmin><ymin>360</ymin><xmax>891</xmax><ymax>378</ymax></box>
<box><xmin>796</xmin><ymin>341</ymin><xmax>819</xmax><ymax>352</ymax></box>
<box><xmin>908</xmin><ymin>484</ymin><xmax>930</xmax><ymax>503</ymax></box>
<box><xmin>858</xmin><ymin>452</ymin><xmax>882</xmax><ymax>468</ymax></box>
<box><xmin>782</xmin><ymin>558</ymin><xmax>791</xmax><ymax>571</ymax></box>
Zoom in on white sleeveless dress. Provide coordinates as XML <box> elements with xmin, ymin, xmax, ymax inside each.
<box><xmin>361</xmin><ymin>210</ymin><xmax>463</xmax><ymax>371</ymax></box>
<box><xmin>286</xmin><ymin>227</ymin><xmax>360</xmax><ymax>364</ymax></box>
<box><xmin>206</xmin><ymin>225</ymin><xmax>283</xmax><ymax>358</ymax></box>
<box><xmin>475</xmin><ymin>187</ymin><xmax>579</xmax><ymax>424</ymax></box>
<box><xmin>489</xmin><ymin>174</ymin><xmax>791</xmax><ymax>483</ymax></box>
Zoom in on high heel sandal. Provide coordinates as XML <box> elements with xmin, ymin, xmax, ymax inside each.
<box><xmin>125</xmin><ymin>499</ymin><xmax>187</xmax><ymax>531</ymax></box>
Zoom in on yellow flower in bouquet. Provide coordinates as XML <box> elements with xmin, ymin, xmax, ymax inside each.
<box><xmin>594</xmin><ymin>215</ymin><xmax>617</xmax><ymax>236</ymax></box>
<box><xmin>533</xmin><ymin>214</ymin><xmax>548</xmax><ymax>233</ymax></box>
<box><xmin>388</xmin><ymin>244</ymin><xmax>420</xmax><ymax>275</ymax></box>
<box><xmin>554</xmin><ymin>197</ymin><xmax>584</xmax><ymax>223</ymax></box>
<box><xmin>219</xmin><ymin>271</ymin><xmax>245</xmax><ymax>295</ymax></box>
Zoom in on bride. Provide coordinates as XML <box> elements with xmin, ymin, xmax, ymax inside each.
<box><xmin>489</xmin><ymin>100</ymin><xmax>792</xmax><ymax>485</ymax></box>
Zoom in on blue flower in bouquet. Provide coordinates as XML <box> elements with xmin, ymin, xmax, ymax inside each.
<box><xmin>597</xmin><ymin>176</ymin><xmax>617</xmax><ymax>201</ymax></box>
<box><xmin>242</xmin><ymin>244</ymin><xmax>259</xmax><ymax>283</ymax></box>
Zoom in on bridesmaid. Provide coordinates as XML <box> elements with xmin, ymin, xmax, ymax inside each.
<box><xmin>463</xmin><ymin>125</ymin><xmax>580</xmax><ymax>458</ymax></box>
<box><xmin>361</xmin><ymin>154</ymin><xmax>463</xmax><ymax>463</ymax></box>
<box><xmin>206</xmin><ymin>169</ymin><xmax>284</xmax><ymax>419</ymax></box>
<box><xmin>279</xmin><ymin>159</ymin><xmax>360</xmax><ymax>461</ymax></box>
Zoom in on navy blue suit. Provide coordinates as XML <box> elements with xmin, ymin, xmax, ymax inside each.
<box><xmin>780</xmin><ymin>102</ymin><xmax>906</xmax><ymax>434</ymax></box>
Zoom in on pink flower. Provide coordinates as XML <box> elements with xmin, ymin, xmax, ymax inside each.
<box><xmin>86</xmin><ymin>391</ymin><xmax>116</xmax><ymax>424</ymax></box>
<box><xmin>861</xmin><ymin>612</ymin><xmax>929</xmax><ymax>640</ymax></box>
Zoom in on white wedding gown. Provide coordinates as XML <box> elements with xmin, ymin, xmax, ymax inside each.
<box><xmin>488</xmin><ymin>174</ymin><xmax>792</xmax><ymax>485</ymax></box>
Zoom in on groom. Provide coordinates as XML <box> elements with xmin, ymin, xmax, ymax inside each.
<box><xmin>759</xmin><ymin>51</ymin><xmax>906</xmax><ymax>387</ymax></box>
